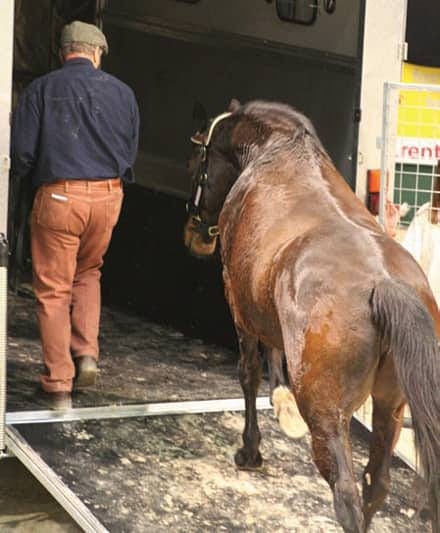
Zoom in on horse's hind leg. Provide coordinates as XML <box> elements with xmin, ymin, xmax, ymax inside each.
<box><xmin>234</xmin><ymin>329</ymin><xmax>263</xmax><ymax>469</ymax></box>
<box><xmin>362</xmin><ymin>355</ymin><xmax>405</xmax><ymax>529</ymax></box>
<box><xmin>306</xmin><ymin>412</ymin><xmax>365</xmax><ymax>533</ymax></box>
<box><xmin>265</xmin><ymin>346</ymin><xmax>286</xmax><ymax>397</ymax></box>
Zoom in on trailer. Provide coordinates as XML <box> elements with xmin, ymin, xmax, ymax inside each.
<box><xmin>0</xmin><ymin>1</ymin><xmax>433</xmax><ymax>531</ymax></box>
<box><xmin>7</xmin><ymin>0</ymin><xmax>408</xmax><ymax>341</ymax></box>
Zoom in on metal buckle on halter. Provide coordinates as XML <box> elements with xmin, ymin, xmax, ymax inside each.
<box><xmin>200</xmin><ymin>145</ymin><xmax>207</xmax><ymax>162</ymax></box>
<box><xmin>207</xmin><ymin>225</ymin><xmax>219</xmax><ymax>237</ymax></box>
<box><xmin>190</xmin><ymin>215</ymin><xmax>219</xmax><ymax>239</ymax></box>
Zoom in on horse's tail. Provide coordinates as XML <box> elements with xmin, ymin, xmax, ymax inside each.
<box><xmin>371</xmin><ymin>278</ymin><xmax>440</xmax><ymax>530</ymax></box>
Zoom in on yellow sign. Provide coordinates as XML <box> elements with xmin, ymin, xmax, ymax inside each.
<box><xmin>398</xmin><ymin>63</ymin><xmax>440</xmax><ymax>139</ymax></box>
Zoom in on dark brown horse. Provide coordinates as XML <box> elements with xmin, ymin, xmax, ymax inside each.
<box><xmin>184</xmin><ymin>99</ymin><xmax>440</xmax><ymax>532</ymax></box>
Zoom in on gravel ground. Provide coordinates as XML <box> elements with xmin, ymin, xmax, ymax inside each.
<box><xmin>0</xmin><ymin>457</ymin><xmax>80</xmax><ymax>532</ymax></box>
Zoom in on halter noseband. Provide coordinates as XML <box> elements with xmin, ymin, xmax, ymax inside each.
<box><xmin>186</xmin><ymin>112</ymin><xmax>232</xmax><ymax>240</ymax></box>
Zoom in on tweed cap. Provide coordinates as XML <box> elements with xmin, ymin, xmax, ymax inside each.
<box><xmin>61</xmin><ymin>21</ymin><xmax>108</xmax><ymax>54</ymax></box>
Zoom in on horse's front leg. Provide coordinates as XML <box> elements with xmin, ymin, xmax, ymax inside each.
<box><xmin>234</xmin><ymin>329</ymin><xmax>263</xmax><ymax>470</ymax></box>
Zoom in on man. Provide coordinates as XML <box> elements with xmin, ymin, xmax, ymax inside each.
<box><xmin>11</xmin><ymin>21</ymin><xmax>140</xmax><ymax>409</ymax></box>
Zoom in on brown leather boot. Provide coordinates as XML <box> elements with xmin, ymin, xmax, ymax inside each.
<box><xmin>74</xmin><ymin>355</ymin><xmax>97</xmax><ymax>388</ymax></box>
<box><xmin>40</xmin><ymin>391</ymin><xmax>72</xmax><ymax>411</ymax></box>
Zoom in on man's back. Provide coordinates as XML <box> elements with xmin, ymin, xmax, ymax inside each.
<box><xmin>12</xmin><ymin>57</ymin><xmax>139</xmax><ymax>185</ymax></box>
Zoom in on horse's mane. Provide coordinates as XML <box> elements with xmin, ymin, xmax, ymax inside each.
<box><xmin>242</xmin><ymin>101</ymin><xmax>316</xmax><ymax>136</ymax></box>
<box><xmin>240</xmin><ymin>100</ymin><xmax>329</xmax><ymax>161</ymax></box>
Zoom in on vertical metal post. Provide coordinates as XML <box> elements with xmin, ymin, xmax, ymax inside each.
<box><xmin>0</xmin><ymin>0</ymin><xmax>14</xmax><ymax>453</ymax></box>
<box><xmin>379</xmin><ymin>82</ymin><xmax>390</xmax><ymax>228</ymax></box>
<box><xmin>0</xmin><ymin>238</ymin><xmax>7</xmax><ymax>454</ymax></box>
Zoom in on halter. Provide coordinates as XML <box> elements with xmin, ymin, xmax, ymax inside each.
<box><xmin>186</xmin><ymin>112</ymin><xmax>232</xmax><ymax>240</ymax></box>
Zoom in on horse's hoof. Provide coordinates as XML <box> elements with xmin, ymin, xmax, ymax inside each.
<box><xmin>234</xmin><ymin>448</ymin><xmax>263</xmax><ymax>470</ymax></box>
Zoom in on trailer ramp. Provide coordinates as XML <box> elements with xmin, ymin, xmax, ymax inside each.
<box><xmin>5</xmin><ymin>294</ymin><xmax>429</xmax><ymax>532</ymax></box>
<box><xmin>6</xmin><ymin>407</ymin><xmax>430</xmax><ymax>533</ymax></box>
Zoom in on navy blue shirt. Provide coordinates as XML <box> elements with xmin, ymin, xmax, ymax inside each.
<box><xmin>11</xmin><ymin>58</ymin><xmax>139</xmax><ymax>186</ymax></box>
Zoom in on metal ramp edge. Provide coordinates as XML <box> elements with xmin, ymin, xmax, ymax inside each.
<box><xmin>6</xmin><ymin>396</ymin><xmax>272</xmax><ymax>425</ymax></box>
<box><xmin>7</xmin><ymin>397</ymin><xmax>417</xmax><ymax>474</ymax></box>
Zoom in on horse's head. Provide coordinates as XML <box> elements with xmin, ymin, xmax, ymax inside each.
<box><xmin>184</xmin><ymin>98</ymin><xmax>322</xmax><ymax>257</ymax></box>
<box><xmin>184</xmin><ymin>99</ymin><xmax>242</xmax><ymax>257</ymax></box>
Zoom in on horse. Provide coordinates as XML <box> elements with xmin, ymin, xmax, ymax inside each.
<box><xmin>183</xmin><ymin>99</ymin><xmax>440</xmax><ymax>532</ymax></box>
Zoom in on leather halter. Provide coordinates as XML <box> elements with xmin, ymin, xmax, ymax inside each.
<box><xmin>186</xmin><ymin>112</ymin><xmax>232</xmax><ymax>240</ymax></box>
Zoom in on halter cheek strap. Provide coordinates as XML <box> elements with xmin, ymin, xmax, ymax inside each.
<box><xmin>187</xmin><ymin>111</ymin><xmax>232</xmax><ymax>240</ymax></box>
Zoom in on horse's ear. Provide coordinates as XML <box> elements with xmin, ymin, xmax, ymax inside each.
<box><xmin>228</xmin><ymin>98</ymin><xmax>241</xmax><ymax>112</ymax></box>
<box><xmin>192</xmin><ymin>101</ymin><xmax>208</xmax><ymax>132</ymax></box>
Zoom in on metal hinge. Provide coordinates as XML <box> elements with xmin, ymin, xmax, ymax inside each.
<box><xmin>399</xmin><ymin>42</ymin><xmax>408</xmax><ymax>61</ymax></box>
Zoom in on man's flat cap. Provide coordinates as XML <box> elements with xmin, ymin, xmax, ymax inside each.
<box><xmin>61</xmin><ymin>21</ymin><xmax>108</xmax><ymax>54</ymax></box>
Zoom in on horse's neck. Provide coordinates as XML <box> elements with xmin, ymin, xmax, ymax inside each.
<box><xmin>220</xmin><ymin>160</ymin><xmax>321</xmax><ymax>254</ymax></box>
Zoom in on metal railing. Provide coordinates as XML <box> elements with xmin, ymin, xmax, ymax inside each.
<box><xmin>380</xmin><ymin>81</ymin><xmax>440</xmax><ymax>229</ymax></box>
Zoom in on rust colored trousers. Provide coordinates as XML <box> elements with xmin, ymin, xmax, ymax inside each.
<box><xmin>31</xmin><ymin>179</ymin><xmax>123</xmax><ymax>392</ymax></box>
